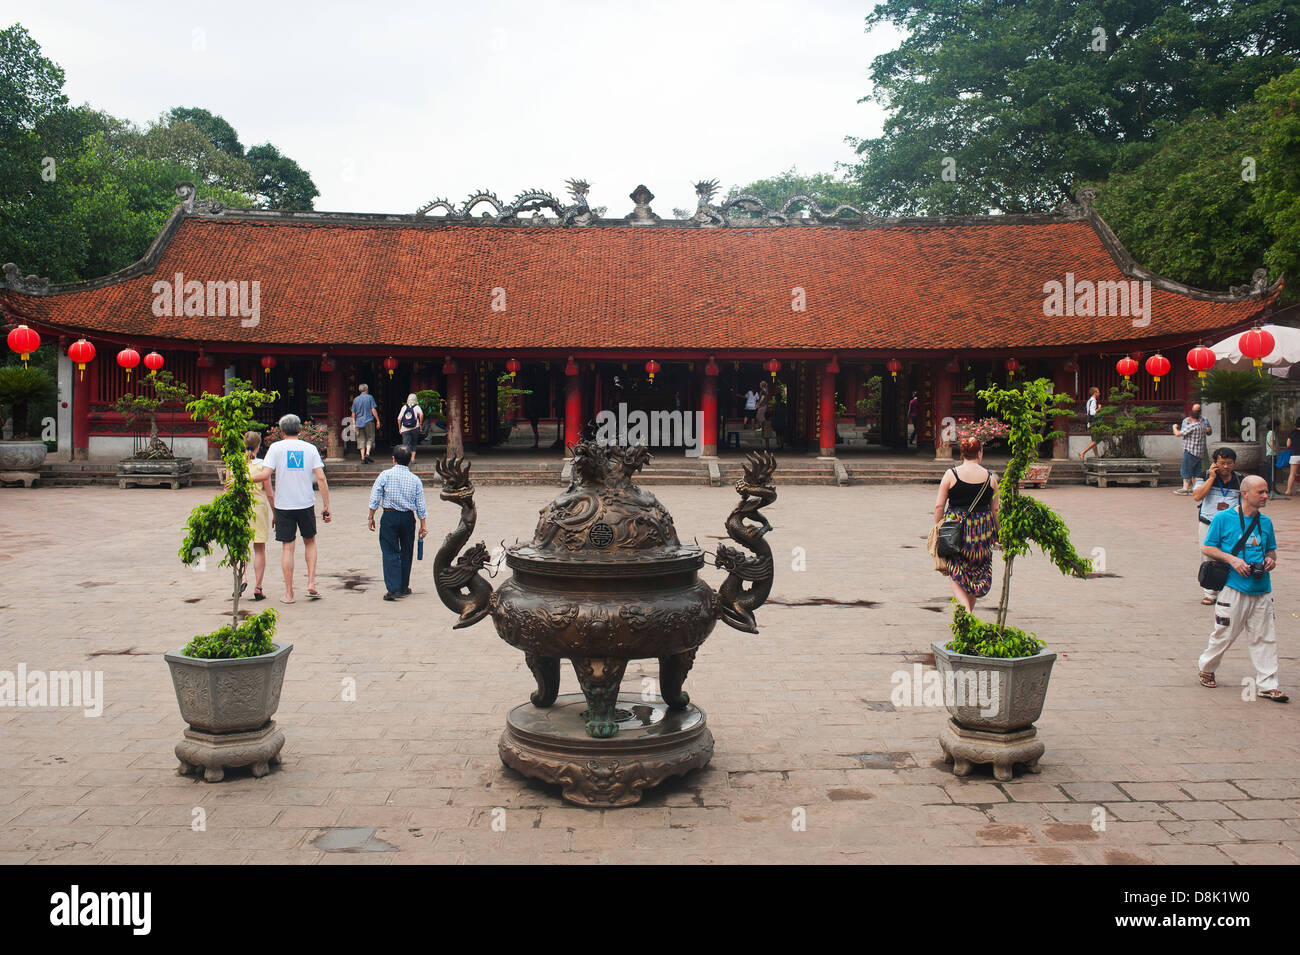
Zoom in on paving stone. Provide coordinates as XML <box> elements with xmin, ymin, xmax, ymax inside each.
<box><xmin>1167</xmin><ymin>801</ymin><xmax>1242</xmax><ymax>821</ymax></box>
<box><xmin>2</xmin><ymin>484</ymin><xmax>1298</xmax><ymax>863</ymax></box>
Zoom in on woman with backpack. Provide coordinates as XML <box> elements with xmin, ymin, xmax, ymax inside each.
<box><xmin>398</xmin><ymin>394</ymin><xmax>423</xmax><ymax>457</ymax></box>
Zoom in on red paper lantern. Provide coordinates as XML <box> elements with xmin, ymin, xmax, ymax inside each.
<box><xmin>1116</xmin><ymin>356</ymin><xmax>1139</xmax><ymax>384</ymax></box>
<box><xmin>383</xmin><ymin>356</ymin><xmax>398</xmax><ymax>378</ymax></box>
<box><xmin>1004</xmin><ymin>357</ymin><xmax>1019</xmax><ymax>380</ymax></box>
<box><xmin>1238</xmin><ymin>327</ymin><xmax>1275</xmax><ymax>375</ymax></box>
<box><xmin>68</xmin><ymin>339</ymin><xmax>95</xmax><ymax>381</ymax></box>
<box><xmin>1145</xmin><ymin>353</ymin><xmax>1171</xmax><ymax>389</ymax></box>
<box><xmin>765</xmin><ymin>358</ymin><xmax>781</xmax><ymax>379</ymax></box>
<box><xmin>143</xmin><ymin>351</ymin><xmax>164</xmax><ymax>373</ymax></box>
<box><xmin>886</xmin><ymin>358</ymin><xmax>903</xmax><ymax>381</ymax></box>
<box><xmin>505</xmin><ymin>358</ymin><xmax>521</xmax><ymax>380</ymax></box>
<box><xmin>260</xmin><ymin>355</ymin><xmax>277</xmax><ymax>376</ymax></box>
<box><xmin>1186</xmin><ymin>345</ymin><xmax>1216</xmax><ymax>380</ymax></box>
<box><xmin>117</xmin><ymin>347</ymin><xmax>141</xmax><ymax>379</ymax></box>
<box><xmin>6</xmin><ymin>324</ymin><xmax>40</xmax><ymax>367</ymax></box>
<box><xmin>644</xmin><ymin>359</ymin><xmax>660</xmax><ymax>382</ymax></box>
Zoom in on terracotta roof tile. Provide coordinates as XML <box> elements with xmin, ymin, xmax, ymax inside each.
<box><xmin>2</xmin><ymin>217</ymin><xmax>1275</xmax><ymax>351</ymax></box>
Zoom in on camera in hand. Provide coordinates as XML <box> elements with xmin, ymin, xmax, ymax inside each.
<box><xmin>1247</xmin><ymin>562</ymin><xmax>1267</xmax><ymax>579</ymax></box>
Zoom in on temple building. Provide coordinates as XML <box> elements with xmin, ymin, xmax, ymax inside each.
<box><xmin>0</xmin><ymin>179</ymin><xmax>1280</xmax><ymax>463</ymax></box>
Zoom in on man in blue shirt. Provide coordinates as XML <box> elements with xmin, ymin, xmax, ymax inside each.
<box><xmin>1191</xmin><ymin>447</ymin><xmax>1242</xmax><ymax>604</ymax></box>
<box><xmin>366</xmin><ymin>444</ymin><xmax>428</xmax><ymax>600</ymax></box>
<box><xmin>1197</xmin><ymin>476</ymin><xmax>1288</xmax><ymax>702</ymax></box>
<box><xmin>351</xmin><ymin>384</ymin><xmax>381</xmax><ymax>463</ymax></box>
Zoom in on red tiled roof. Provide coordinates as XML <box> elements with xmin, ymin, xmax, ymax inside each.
<box><xmin>1</xmin><ymin>215</ymin><xmax>1277</xmax><ymax>352</ymax></box>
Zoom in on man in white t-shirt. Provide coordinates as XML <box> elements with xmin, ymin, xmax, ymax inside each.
<box><xmin>251</xmin><ymin>414</ymin><xmax>332</xmax><ymax>603</ymax></box>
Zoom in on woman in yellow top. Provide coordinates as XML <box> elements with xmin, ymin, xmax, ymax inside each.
<box><xmin>239</xmin><ymin>430</ymin><xmax>275</xmax><ymax>600</ymax></box>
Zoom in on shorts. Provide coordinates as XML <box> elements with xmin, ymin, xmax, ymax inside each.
<box><xmin>274</xmin><ymin>506</ymin><xmax>317</xmax><ymax>542</ymax></box>
<box><xmin>1180</xmin><ymin>450</ymin><xmax>1202</xmax><ymax>480</ymax></box>
<box><xmin>358</xmin><ymin>421</ymin><xmax>376</xmax><ymax>445</ymax></box>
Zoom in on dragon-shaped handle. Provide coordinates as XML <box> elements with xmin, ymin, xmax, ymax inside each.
<box><xmin>433</xmin><ymin>456</ymin><xmax>493</xmax><ymax>629</ymax></box>
<box><xmin>715</xmin><ymin>451</ymin><xmax>777</xmax><ymax>633</ymax></box>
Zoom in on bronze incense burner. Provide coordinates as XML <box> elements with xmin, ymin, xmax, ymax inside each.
<box><xmin>432</xmin><ymin>437</ymin><xmax>777</xmax><ymax>806</ymax></box>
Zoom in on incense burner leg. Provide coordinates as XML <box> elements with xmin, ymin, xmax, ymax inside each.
<box><xmin>572</xmin><ymin>657</ymin><xmax>628</xmax><ymax>739</ymax></box>
<box><xmin>524</xmin><ymin>653</ymin><xmax>561</xmax><ymax>707</ymax></box>
<box><xmin>658</xmin><ymin>648</ymin><xmax>698</xmax><ymax>710</ymax></box>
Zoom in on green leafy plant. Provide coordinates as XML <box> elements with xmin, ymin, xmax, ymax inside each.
<box><xmin>1087</xmin><ymin>384</ymin><xmax>1159</xmax><ymax>458</ymax></box>
<box><xmin>947</xmin><ymin>379</ymin><xmax>1091</xmax><ymax>655</ymax></box>
<box><xmin>182</xmin><ymin>607</ymin><xmax>277</xmax><ymax>658</ymax></box>
<box><xmin>416</xmin><ymin>389</ymin><xmax>445</xmax><ymax>424</ymax></box>
<box><xmin>179</xmin><ymin>377</ymin><xmax>278</xmax><ymax>655</ymax></box>
<box><xmin>947</xmin><ymin>603</ymin><xmax>1044</xmax><ymax>658</ymax></box>
<box><xmin>854</xmin><ymin>375</ymin><xmax>882</xmax><ymax>417</ymax></box>
<box><xmin>1195</xmin><ymin>369</ymin><xmax>1270</xmax><ymax>440</ymax></box>
<box><xmin>114</xmin><ymin>369</ymin><xmax>194</xmax><ymax>459</ymax></box>
<box><xmin>497</xmin><ymin>373</ymin><xmax>532</xmax><ymax>429</ymax></box>
<box><xmin>0</xmin><ymin>365</ymin><xmax>56</xmax><ymax>439</ymax></box>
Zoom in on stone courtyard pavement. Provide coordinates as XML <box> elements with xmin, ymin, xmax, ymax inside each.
<box><xmin>0</xmin><ymin>480</ymin><xmax>1296</xmax><ymax>865</ymax></box>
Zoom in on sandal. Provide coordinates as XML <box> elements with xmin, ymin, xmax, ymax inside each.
<box><xmin>253</xmin><ymin>588</ymin><xmax>265</xmax><ymax>601</ymax></box>
<box><xmin>1198</xmin><ymin>671</ymin><xmax>1216</xmax><ymax>688</ymax></box>
<box><xmin>1201</xmin><ymin>596</ymin><xmax>1215</xmax><ymax>605</ymax></box>
<box><xmin>307</xmin><ymin>588</ymin><xmax>321</xmax><ymax>600</ymax></box>
<box><xmin>1258</xmin><ymin>689</ymin><xmax>1290</xmax><ymax>703</ymax></box>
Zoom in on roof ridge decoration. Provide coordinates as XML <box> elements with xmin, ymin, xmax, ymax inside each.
<box><xmin>174</xmin><ymin>181</ymin><xmax>224</xmax><ymax>216</ymax></box>
<box><xmin>415</xmin><ymin>181</ymin><xmax>607</xmax><ymax>225</ymax></box>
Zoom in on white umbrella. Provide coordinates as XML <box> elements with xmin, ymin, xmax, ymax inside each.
<box><xmin>1209</xmin><ymin>323</ymin><xmax>1300</xmax><ymax>373</ymax></box>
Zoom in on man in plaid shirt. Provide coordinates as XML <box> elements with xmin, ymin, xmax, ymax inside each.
<box><xmin>367</xmin><ymin>445</ymin><xmax>428</xmax><ymax>600</ymax></box>
<box><xmin>1173</xmin><ymin>403</ymin><xmax>1212</xmax><ymax>494</ymax></box>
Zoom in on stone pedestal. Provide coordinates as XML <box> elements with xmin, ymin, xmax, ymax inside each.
<box><xmin>499</xmin><ymin>694</ymin><xmax>713</xmax><ymax>807</ymax></box>
<box><xmin>938</xmin><ymin>719</ymin><xmax>1043</xmax><ymax>782</ymax></box>
<box><xmin>0</xmin><ymin>471</ymin><xmax>39</xmax><ymax>488</ymax></box>
<box><xmin>118</xmin><ymin>457</ymin><xmax>193</xmax><ymax>489</ymax></box>
<box><xmin>176</xmin><ymin>720</ymin><xmax>285</xmax><ymax>783</ymax></box>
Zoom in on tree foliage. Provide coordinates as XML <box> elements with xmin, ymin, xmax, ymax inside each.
<box><xmin>180</xmin><ymin>377</ymin><xmax>277</xmax><ymax>642</ymax></box>
<box><xmin>724</xmin><ymin>167</ymin><xmax>863</xmax><ymax>217</ymax></box>
<box><xmin>0</xmin><ymin>364</ymin><xmax>55</xmax><ymax>439</ymax></box>
<box><xmin>850</xmin><ymin>0</ymin><xmax>1300</xmax><ymax>216</ymax></box>
<box><xmin>980</xmin><ymin>380</ymin><xmax>1091</xmax><ymax>637</ymax></box>
<box><xmin>0</xmin><ymin>23</ymin><xmax>318</xmax><ymax>283</ymax></box>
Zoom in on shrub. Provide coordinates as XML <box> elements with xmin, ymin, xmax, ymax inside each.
<box><xmin>955</xmin><ymin>417</ymin><xmax>1010</xmax><ymax>445</ymax></box>
<box><xmin>946</xmin><ymin>603</ymin><xmax>1044</xmax><ymax>658</ymax></box>
<box><xmin>182</xmin><ymin>607</ymin><xmax>277</xmax><ymax>659</ymax></box>
<box><xmin>263</xmin><ymin>420</ymin><xmax>328</xmax><ymax>455</ymax></box>
<box><xmin>0</xmin><ymin>365</ymin><xmax>56</xmax><ymax>440</ymax></box>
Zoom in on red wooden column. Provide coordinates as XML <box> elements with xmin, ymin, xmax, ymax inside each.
<box><xmin>325</xmin><ymin>357</ymin><xmax>345</xmax><ymax>460</ymax></box>
<box><xmin>198</xmin><ymin>356</ymin><xmax>224</xmax><ymax>460</ymax></box>
<box><xmin>1052</xmin><ymin>358</ymin><xmax>1076</xmax><ymax>460</ymax></box>
<box><xmin>443</xmin><ymin>357</ymin><xmax>464</xmax><ymax>459</ymax></box>
<box><xmin>564</xmin><ymin>356</ymin><xmax>581</xmax><ymax>451</ymax></box>
<box><xmin>933</xmin><ymin>358</ymin><xmax>955</xmax><ymax>461</ymax></box>
<box><xmin>701</xmin><ymin>356</ymin><xmax>719</xmax><ymax>456</ymax></box>
<box><xmin>72</xmin><ymin>348</ymin><xmax>91</xmax><ymax>460</ymax></box>
<box><xmin>818</xmin><ymin>356</ymin><xmax>838</xmax><ymax>457</ymax></box>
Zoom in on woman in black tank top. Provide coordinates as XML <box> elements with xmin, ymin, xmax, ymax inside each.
<box><xmin>933</xmin><ymin>437</ymin><xmax>1000</xmax><ymax>610</ymax></box>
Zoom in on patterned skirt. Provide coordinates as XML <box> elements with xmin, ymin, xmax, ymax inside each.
<box><xmin>944</xmin><ymin>507</ymin><xmax>996</xmax><ymax>598</ymax></box>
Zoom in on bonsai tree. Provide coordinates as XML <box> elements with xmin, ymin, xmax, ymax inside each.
<box><xmin>416</xmin><ymin>388</ymin><xmax>446</xmax><ymax>435</ymax></box>
<box><xmin>179</xmin><ymin>377</ymin><xmax>280</xmax><ymax>657</ymax></box>
<box><xmin>948</xmin><ymin>379</ymin><xmax>1092</xmax><ymax>656</ymax></box>
<box><xmin>114</xmin><ymin>370</ymin><xmax>194</xmax><ymax>459</ymax></box>
<box><xmin>497</xmin><ymin>373</ymin><xmax>532</xmax><ymax>431</ymax></box>
<box><xmin>0</xmin><ymin>365</ymin><xmax>56</xmax><ymax>439</ymax></box>
<box><xmin>1195</xmin><ymin>369</ymin><xmax>1270</xmax><ymax>440</ymax></box>
<box><xmin>1087</xmin><ymin>384</ymin><xmax>1159</xmax><ymax>458</ymax></box>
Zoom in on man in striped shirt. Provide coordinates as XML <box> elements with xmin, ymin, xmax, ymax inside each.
<box><xmin>367</xmin><ymin>445</ymin><xmax>428</xmax><ymax>600</ymax></box>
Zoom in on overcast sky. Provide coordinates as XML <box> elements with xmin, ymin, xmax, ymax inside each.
<box><xmin>12</xmin><ymin>0</ymin><xmax>902</xmax><ymax>215</ymax></box>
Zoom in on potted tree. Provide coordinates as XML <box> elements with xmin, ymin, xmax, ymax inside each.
<box><xmin>1082</xmin><ymin>384</ymin><xmax>1161</xmax><ymax>487</ymax></box>
<box><xmin>114</xmin><ymin>370</ymin><xmax>196</xmax><ymax>489</ymax></box>
<box><xmin>933</xmin><ymin>379</ymin><xmax>1092</xmax><ymax>780</ymax></box>
<box><xmin>165</xmin><ymin>378</ymin><xmax>291</xmax><ymax>782</ymax></box>
<box><xmin>1195</xmin><ymin>369</ymin><xmax>1269</xmax><ymax>471</ymax></box>
<box><xmin>0</xmin><ymin>364</ymin><xmax>56</xmax><ymax>482</ymax></box>
<box><xmin>416</xmin><ymin>388</ymin><xmax>446</xmax><ymax>447</ymax></box>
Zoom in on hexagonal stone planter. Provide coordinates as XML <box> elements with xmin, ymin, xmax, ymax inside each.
<box><xmin>118</xmin><ymin>457</ymin><xmax>193</xmax><ymax>489</ymax></box>
<box><xmin>165</xmin><ymin>642</ymin><xmax>291</xmax><ymax>781</ymax></box>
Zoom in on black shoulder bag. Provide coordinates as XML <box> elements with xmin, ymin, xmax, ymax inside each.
<box><xmin>1198</xmin><ymin>508</ymin><xmax>1259</xmax><ymax>592</ymax></box>
<box><xmin>937</xmin><ymin>470</ymin><xmax>992</xmax><ymax>561</ymax></box>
